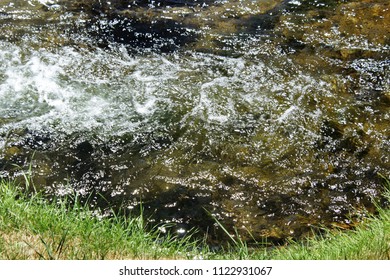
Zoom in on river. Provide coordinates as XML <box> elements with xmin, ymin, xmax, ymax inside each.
<box><xmin>0</xmin><ymin>0</ymin><xmax>389</xmax><ymax>243</ymax></box>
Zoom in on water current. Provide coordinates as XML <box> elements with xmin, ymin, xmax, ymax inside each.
<box><xmin>0</xmin><ymin>0</ymin><xmax>389</xmax><ymax>243</ymax></box>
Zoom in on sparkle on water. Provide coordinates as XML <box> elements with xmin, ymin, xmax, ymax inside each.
<box><xmin>0</xmin><ymin>0</ymin><xmax>389</xmax><ymax>242</ymax></box>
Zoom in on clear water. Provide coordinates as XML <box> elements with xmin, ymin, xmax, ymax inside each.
<box><xmin>0</xmin><ymin>0</ymin><xmax>389</xmax><ymax>242</ymax></box>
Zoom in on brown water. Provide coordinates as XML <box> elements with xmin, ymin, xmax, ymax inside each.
<box><xmin>0</xmin><ymin>0</ymin><xmax>389</xmax><ymax>243</ymax></box>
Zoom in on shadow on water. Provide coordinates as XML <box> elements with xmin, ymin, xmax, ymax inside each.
<box><xmin>72</xmin><ymin>0</ymin><xmax>220</xmax><ymax>52</ymax></box>
<box><xmin>75</xmin><ymin>0</ymin><xmax>289</xmax><ymax>54</ymax></box>
<box><xmin>90</xmin><ymin>17</ymin><xmax>198</xmax><ymax>52</ymax></box>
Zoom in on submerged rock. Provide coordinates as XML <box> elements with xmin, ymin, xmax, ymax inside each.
<box><xmin>277</xmin><ymin>0</ymin><xmax>390</xmax><ymax>58</ymax></box>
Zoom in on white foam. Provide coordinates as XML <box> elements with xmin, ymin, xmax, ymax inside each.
<box><xmin>277</xmin><ymin>105</ymin><xmax>297</xmax><ymax>122</ymax></box>
<box><xmin>289</xmin><ymin>0</ymin><xmax>302</xmax><ymax>6</ymax></box>
<box><xmin>36</xmin><ymin>0</ymin><xmax>57</xmax><ymax>6</ymax></box>
<box><xmin>134</xmin><ymin>98</ymin><xmax>157</xmax><ymax>116</ymax></box>
<box><xmin>0</xmin><ymin>39</ymin><xmax>371</xmax><ymax>151</ymax></box>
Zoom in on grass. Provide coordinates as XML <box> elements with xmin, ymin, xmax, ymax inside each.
<box><xmin>0</xmin><ymin>178</ymin><xmax>389</xmax><ymax>260</ymax></box>
<box><xmin>0</xmin><ymin>180</ymin><xmax>202</xmax><ymax>260</ymax></box>
<box><xmin>269</xmin><ymin>178</ymin><xmax>390</xmax><ymax>260</ymax></box>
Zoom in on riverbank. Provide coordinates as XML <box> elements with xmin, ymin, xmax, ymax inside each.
<box><xmin>1</xmin><ymin>179</ymin><xmax>389</xmax><ymax>260</ymax></box>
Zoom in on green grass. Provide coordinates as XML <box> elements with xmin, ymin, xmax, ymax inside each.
<box><xmin>0</xmin><ymin>180</ymin><xmax>203</xmax><ymax>260</ymax></box>
<box><xmin>268</xmin><ymin>180</ymin><xmax>390</xmax><ymax>260</ymax></box>
<box><xmin>0</xmin><ymin>178</ymin><xmax>389</xmax><ymax>260</ymax></box>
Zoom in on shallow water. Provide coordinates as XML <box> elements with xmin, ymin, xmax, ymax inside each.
<box><xmin>0</xmin><ymin>0</ymin><xmax>389</xmax><ymax>242</ymax></box>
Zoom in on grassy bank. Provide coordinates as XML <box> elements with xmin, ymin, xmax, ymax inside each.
<box><xmin>265</xmin><ymin>189</ymin><xmax>390</xmax><ymax>260</ymax></box>
<box><xmin>0</xmin><ymin>179</ymin><xmax>389</xmax><ymax>260</ymax></box>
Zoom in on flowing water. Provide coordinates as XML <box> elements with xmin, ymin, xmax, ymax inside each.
<box><xmin>0</xmin><ymin>0</ymin><xmax>389</xmax><ymax>243</ymax></box>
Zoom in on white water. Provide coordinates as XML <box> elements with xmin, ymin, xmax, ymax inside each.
<box><xmin>0</xmin><ymin>40</ymin><xmax>328</xmax><ymax>141</ymax></box>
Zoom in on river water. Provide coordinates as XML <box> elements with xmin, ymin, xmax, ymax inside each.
<box><xmin>0</xmin><ymin>0</ymin><xmax>389</xmax><ymax>243</ymax></box>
